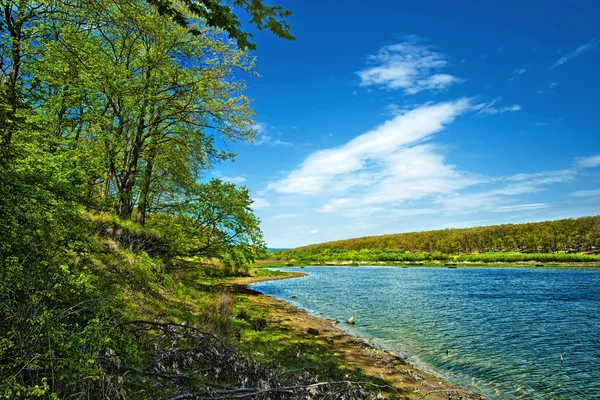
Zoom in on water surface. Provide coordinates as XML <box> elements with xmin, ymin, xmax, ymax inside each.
<box><xmin>250</xmin><ymin>266</ymin><xmax>600</xmax><ymax>399</ymax></box>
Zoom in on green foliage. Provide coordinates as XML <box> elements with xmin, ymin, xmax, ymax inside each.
<box><xmin>0</xmin><ymin>0</ymin><xmax>271</xmax><ymax>395</ymax></box>
<box><xmin>168</xmin><ymin>179</ymin><xmax>266</xmax><ymax>265</ymax></box>
<box><xmin>29</xmin><ymin>0</ymin><xmax>258</xmax><ymax>220</ymax></box>
<box><xmin>280</xmin><ymin>216</ymin><xmax>600</xmax><ymax>264</ymax></box>
<box><xmin>89</xmin><ymin>212</ymin><xmax>168</xmax><ymax>258</ymax></box>
<box><xmin>146</xmin><ymin>0</ymin><xmax>295</xmax><ymax>50</ymax></box>
<box><xmin>0</xmin><ymin>1</ymin><xmax>396</xmax><ymax>398</ymax></box>
<box><xmin>0</xmin><ymin>159</ymin><xmax>134</xmax><ymax>398</ymax></box>
<box><xmin>455</xmin><ymin>252</ymin><xmax>600</xmax><ymax>263</ymax></box>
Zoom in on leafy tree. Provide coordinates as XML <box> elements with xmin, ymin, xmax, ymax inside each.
<box><xmin>146</xmin><ymin>0</ymin><xmax>295</xmax><ymax>50</ymax></box>
<box><xmin>31</xmin><ymin>0</ymin><xmax>256</xmax><ymax>220</ymax></box>
<box><xmin>1</xmin><ymin>0</ymin><xmax>274</xmax><ymax>395</ymax></box>
<box><xmin>0</xmin><ymin>0</ymin><xmax>46</xmax><ymax>148</ymax></box>
<box><xmin>172</xmin><ymin>179</ymin><xmax>265</xmax><ymax>264</ymax></box>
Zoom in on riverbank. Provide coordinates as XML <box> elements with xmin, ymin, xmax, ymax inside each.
<box><xmin>256</xmin><ymin>260</ymin><xmax>600</xmax><ymax>268</ymax></box>
<box><xmin>226</xmin><ymin>271</ymin><xmax>481</xmax><ymax>400</ymax></box>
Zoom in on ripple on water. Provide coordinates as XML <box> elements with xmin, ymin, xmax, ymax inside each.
<box><xmin>251</xmin><ymin>266</ymin><xmax>600</xmax><ymax>400</ymax></box>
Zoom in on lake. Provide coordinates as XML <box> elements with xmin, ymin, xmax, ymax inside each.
<box><xmin>250</xmin><ymin>266</ymin><xmax>600</xmax><ymax>399</ymax></box>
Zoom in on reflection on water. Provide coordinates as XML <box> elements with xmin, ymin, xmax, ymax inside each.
<box><xmin>251</xmin><ymin>266</ymin><xmax>600</xmax><ymax>399</ymax></box>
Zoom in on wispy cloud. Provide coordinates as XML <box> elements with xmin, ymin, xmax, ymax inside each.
<box><xmin>220</xmin><ymin>176</ymin><xmax>247</xmax><ymax>184</ymax></box>
<box><xmin>272</xmin><ymin>213</ymin><xmax>305</xmax><ymax>220</ymax></box>
<box><xmin>252</xmin><ymin>122</ymin><xmax>268</xmax><ymax>136</ymax></box>
<box><xmin>434</xmin><ymin>169</ymin><xmax>575</xmax><ymax>214</ymax></box>
<box><xmin>537</xmin><ymin>81</ymin><xmax>558</xmax><ymax>95</ymax></box>
<box><xmin>550</xmin><ymin>38</ymin><xmax>600</xmax><ymax>69</ymax></box>
<box><xmin>504</xmin><ymin>169</ymin><xmax>576</xmax><ymax>186</ymax></box>
<box><xmin>474</xmin><ymin>98</ymin><xmax>522</xmax><ymax>116</ymax></box>
<box><xmin>570</xmin><ymin>189</ymin><xmax>600</xmax><ymax>197</ymax></box>
<box><xmin>251</xmin><ymin>197</ymin><xmax>271</xmax><ymax>210</ymax></box>
<box><xmin>266</xmin><ymin>97</ymin><xmax>586</xmax><ymax>223</ymax></box>
<box><xmin>309</xmin><ymin>229</ymin><xmax>320</xmax><ymax>234</ymax></box>
<box><xmin>253</xmin><ymin>122</ymin><xmax>294</xmax><ymax>147</ymax></box>
<box><xmin>494</xmin><ymin>203</ymin><xmax>549</xmax><ymax>212</ymax></box>
<box><xmin>357</xmin><ymin>38</ymin><xmax>463</xmax><ymax>94</ymax></box>
<box><xmin>575</xmin><ymin>153</ymin><xmax>600</xmax><ymax>168</ymax></box>
<box><xmin>268</xmin><ymin>99</ymin><xmax>474</xmax><ymax>196</ymax></box>
<box><xmin>508</xmin><ymin>68</ymin><xmax>527</xmax><ymax>82</ymax></box>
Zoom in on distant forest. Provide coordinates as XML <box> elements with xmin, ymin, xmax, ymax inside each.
<box><xmin>294</xmin><ymin>216</ymin><xmax>600</xmax><ymax>255</ymax></box>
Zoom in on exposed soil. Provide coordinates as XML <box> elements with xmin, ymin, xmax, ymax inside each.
<box><xmin>226</xmin><ymin>273</ymin><xmax>482</xmax><ymax>400</ymax></box>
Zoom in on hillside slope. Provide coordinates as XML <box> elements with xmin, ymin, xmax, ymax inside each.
<box><xmin>295</xmin><ymin>216</ymin><xmax>600</xmax><ymax>254</ymax></box>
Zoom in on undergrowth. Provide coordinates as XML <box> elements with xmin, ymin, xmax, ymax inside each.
<box><xmin>2</xmin><ymin>212</ymin><xmax>398</xmax><ymax>399</ymax></box>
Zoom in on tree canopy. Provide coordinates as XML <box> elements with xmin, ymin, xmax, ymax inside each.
<box><xmin>292</xmin><ymin>216</ymin><xmax>600</xmax><ymax>255</ymax></box>
<box><xmin>145</xmin><ymin>0</ymin><xmax>295</xmax><ymax>50</ymax></box>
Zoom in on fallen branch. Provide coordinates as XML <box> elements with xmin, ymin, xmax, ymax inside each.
<box><xmin>118</xmin><ymin>364</ymin><xmax>212</xmax><ymax>380</ymax></box>
<box><xmin>115</xmin><ymin>320</ymin><xmax>232</xmax><ymax>352</ymax></box>
<box><xmin>273</xmin><ymin>365</ymin><xmax>318</xmax><ymax>380</ymax></box>
<box><xmin>170</xmin><ymin>380</ymin><xmax>400</xmax><ymax>400</ymax></box>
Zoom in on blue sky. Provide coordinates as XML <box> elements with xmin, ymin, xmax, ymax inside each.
<box><xmin>215</xmin><ymin>0</ymin><xmax>600</xmax><ymax>248</ymax></box>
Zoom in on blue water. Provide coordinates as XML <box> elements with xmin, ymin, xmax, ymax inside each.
<box><xmin>250</xmin><ymin>266</ymin><xmax>600</xmax><ymax>399</ymax></box>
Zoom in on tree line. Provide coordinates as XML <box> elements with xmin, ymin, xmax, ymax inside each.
<box><xmin>291</xmin><ymin>216</ymin><xmax>600</xmax><ymax>255</ymax></box>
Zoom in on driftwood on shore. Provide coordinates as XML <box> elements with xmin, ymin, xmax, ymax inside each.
<box><xmin>106</xmin><ymin>319</ymin><xmax>400</xmax><ymax>399</ymax></box>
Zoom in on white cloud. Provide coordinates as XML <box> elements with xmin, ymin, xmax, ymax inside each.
<box><xmin>269</xmin><ymin>99</ymin><xmax>473</xmax><ymax>196</ymax></box>
<box><xmin>575</xmin><ymin>153</ymin><xmax>600</xmax><ymax>168</ymax></box>
<box><xmin>514</xmin><ymin>68</ymin><xmax>527</xmax><ymax>75</ymax></box>
<box><xmin>357</xmin><ymin>39</ymin><xmax>463</xmax><ymax>94</ymax></box>
<box><xmin>264</xmin><ymin>98</ymin><xmax>591</xmax><ymax>237</ymax></box>
<box><xmin>570</xmin><ymin>189</ymin><xmax>600</xmax><ymax>197</ymax></box>
<box><xmin>271</xmin><ymin>213</ymin><xmax>305</xmax><ymax>220</ymax></box>
<box><xmin>434</xmin><ymin>169</ymin><xmax>575</xmax><ymax>214</ymax></box>
<box><xmin>537</xmin><ymin>81</ymin><xmax>558</xmax><ymax>95</ymax></box>
<box><xmin>504</xmin><ymin>169</ymin><xmax>576</xmax><ymax>186</ymax></box>
<box><xmin>253</xmin><ymin>122</ymin><xmax>294</xmax><ymax>147</ymax></box>
<box><xmin>252</xmin><ymin>122</ymin><xmax>268</xmax><ymax>135</ymax></box>
<box><xmin>475</xmin><ymin>98</ymin><xmax>522</xmax><ymax>116</ymax></box>
<box><xmin>309</xmin><ymin>229</ymin><xmax>320</xmax><ymax>234</ymax></box>
<box><xmin>550</xmin><ymin>38</ymin><xmax>600</xmax><ymax>69</ymax></box>
<box><xmin>495</xmin><ymin>203</ymin><xmax>549</xmax><ymax>212</ymax></box>
<box><xmin>220</xmin><ymin>176</ymin><xmax>247</xmax><ymax>184</ymax></box>
<box><xmin>251</xmin><ymin>197</ymin><xmax>271</xmax><ymax>210</ymax></box>
<box><xmin>271</xmin><ymin>139</ymin><xmax>294</xmax><ymax>147</ymax></box>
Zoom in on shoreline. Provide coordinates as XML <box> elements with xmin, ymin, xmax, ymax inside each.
<box><xmin>226</xmin><ymin>272</ymin><xmax>482</xmax><ymax>400</ymax></box>
<box><xmin>256</xmin><ymin>261</ymin><xmax>600</xmax><ymax>269</ymax></box>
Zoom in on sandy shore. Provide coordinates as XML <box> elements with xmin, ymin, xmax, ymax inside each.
<box><xmin>226</xmin><ymin>272</ymin><xmax>482</xmax><ymax>400</ymax></box>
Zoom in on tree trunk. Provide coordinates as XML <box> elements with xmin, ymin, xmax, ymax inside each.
<box><xmin>1</xmin><ymin>1</ymin><xmax>25</xmax><ymax>148</ymax></box>
<box><xmin>136</xmin><ymin>158</ymin><xmax>154</xmax><ymax>226</ymax></box>
<box><xmin>136</xmin><ymin>105</ymin><xmax>158</xmax><ymax>226</ymax></box>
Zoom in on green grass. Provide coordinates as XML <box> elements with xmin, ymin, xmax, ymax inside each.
<box><xmin>262</xmin><ymin>249</ymin><xmax>600</xmax><ymax>265</ymax></box>
<box><xmin>153</xmin><ymin>267</ymin><xmax>405</xmax><ymax>398</ymax></box>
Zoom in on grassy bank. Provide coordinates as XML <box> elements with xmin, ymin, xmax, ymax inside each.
<box><xmin>111</xmin><ymin>262</ymin><xmax>474</xmax><ymax>399</ymax></box>
<box><xmin>1</xmin><ymin>212</ymin><xmax>399</xmax><ymax>399</ymax></box>
<box><xmin>4</xmin><ymin>212</ymin><xmax>477</xmax><ymax>399</ymax></box>
<box><xmin>261</xmin><ymin>249</ymin><xmax>600</xmax><ymax>266</ymax></box>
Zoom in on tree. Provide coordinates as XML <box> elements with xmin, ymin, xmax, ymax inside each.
<box><xmin>33</xmin><ymin>0</ymin><xmax>256</xmax><ymax>220</ymax></box>
<box><xmin>0</xmin><ymin>0</ymin><xmax>49</xmax><ymax>149</ymax></box>
<box><xmin>183</xmin><ymin>179</ymin><xmax>265</xmax><ymax>263</ymax></box>
<box><xmin>145</xmin><ymin>0</ymin><xmax>295</xmax><ymax>50</ymax></box>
